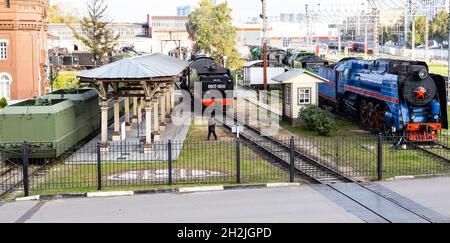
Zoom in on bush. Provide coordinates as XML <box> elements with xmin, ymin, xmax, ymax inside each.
<box><xmin>298</xmin><ymin>105</ymin><xmax>336</xmax><ymax>136</ymax></box>
<box><xmin>0</xmin><ymin>97</ymin><xmax>7</xmax><ymax>109</ymax></box>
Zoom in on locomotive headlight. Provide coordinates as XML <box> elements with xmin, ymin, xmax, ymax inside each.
<box><xmin>434</xmin><ymin>115</ymin><xmax>440</xmax><ymax>120</ymax></box>
<box><xmin>418</xmin><ymin>69</ymin><xmax>428</xmax><ymax>79</ymax></box>
<box><xmin>411</xmin><ymin>115</ymin><xmax>416</xmax><ymax>120</ymax></box>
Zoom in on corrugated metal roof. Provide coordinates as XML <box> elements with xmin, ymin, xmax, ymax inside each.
<box><xmin>77</xmin><ymin>53</ymin><xmax>190</xmax><ymax>80</ymax></box>
<box><xmin>272</xmin><ymin>69</ymin><xmax>329</xmax><ymax>83</ymax></box>
<box><xmin>244</xmin><ymin>60</ymin><xmax>264</xmax><ymax>67</ymax></box>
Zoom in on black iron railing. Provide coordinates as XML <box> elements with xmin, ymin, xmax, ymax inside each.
<box><xmin>1</xmin><ymin>134</ymin><xmax>450</xmax><ymax>197</ymax></box>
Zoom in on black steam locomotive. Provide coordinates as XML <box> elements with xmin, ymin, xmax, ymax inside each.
<box><xmin>181</xmin><ymin>56</ymin><xmax>234</xmax><ymax>109</ymax></box>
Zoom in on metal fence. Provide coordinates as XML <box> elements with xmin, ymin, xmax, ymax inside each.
<box><xmin>1</xmin><ymin>135</ymin><xmax>450</xmax><ymax>197</ymax></box>
<box><xmin>379</xmin><ymin>46</ymin><xmax>449</xmax><ymax>62</ymax></box>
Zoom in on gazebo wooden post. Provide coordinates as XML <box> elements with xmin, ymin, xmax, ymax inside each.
<box><xmin>152</xmin><ymin>91</ymin><xmax>160</xmax><ymax>141</ymax></box>
<box><xmin>112</xmin><ymin>97</ymin><xmax>121</xmax><ymax>142</ymax></box>
<box><xmin>165</xmin><ymin>82</ymin><xmax>172</xmax><ymax>122</ymax></box>
<box><xmin>170</xmin><ymin>82</ymin><xmax>175</xmax><ymax>110</ymax></box>
<box><xmin>100</xmin><ymin>98</ymin><xmax>109</xmax><ymax>150</ymax></box>
<box><xmin>144</xmin><ymin>97</ymin><xmax>153</xmax><ymax>153</ymax></box>
<box><xmin>159</xmin><ymin>86</ymin><xmax>167</xmax><ymax>132</ymax></box>
<box><xmin>125</xmin><ymin>96</ymin><xmax>131</xmax><ymax>131</ymax></box>
<box><xmin>132</xmin><ymin>96</ymin><xmax>138</xmax><ymax>124</ymax></box>
<box><xmin>138</xmin><ymin>98</ymin><xmax>143</xmax><ymax>126</ymax></box>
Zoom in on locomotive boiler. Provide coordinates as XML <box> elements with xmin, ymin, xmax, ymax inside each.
<box><xmin>181</xmin><ymin>56</ymin><xmax>234</xmax><ymax>109</ymax></box>
<box><xmin>318</xmin><ymin>58</ymin><xmax>448</xmax><ymax>141</ymax></box>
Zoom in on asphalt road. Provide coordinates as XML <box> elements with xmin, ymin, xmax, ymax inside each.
<box><xmin>1</xmin><ymin>186</ymin><xmax>362</xmax><ymax>223</ymax></box>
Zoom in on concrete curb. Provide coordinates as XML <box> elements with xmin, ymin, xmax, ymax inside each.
<box><xmin>15</xmin><ymin>183</ymin><xmax>302</xmax><ymax>202</ymax></box>
<box><xmin>385</xmin><ymin>174</ymin><xmax>450</xmax><ymax>181</ymax></box>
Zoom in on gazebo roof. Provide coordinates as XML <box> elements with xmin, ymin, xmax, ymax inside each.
<box><xmin>77</xmin><ymin>53</ymin><xmax>190</xmax><ymax>81</ymax></box>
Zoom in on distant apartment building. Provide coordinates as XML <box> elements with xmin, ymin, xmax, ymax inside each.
<box><xmin>236</xmin><ymin>22</ymin><xmax>338</xmax><ymax>49</ymax></box>
<box><xmin>48</xmin><ymin>22</ymin><xmax>153</xmax><ymax>54</ymax></box>
<box><xmin>150</xmin><ymin>16</ymin><xmax>193</xmax><ymax>58</ymax></box>
<box><xmin>177</xmin><ymin>5</ymin><xmax>192</xmax><ymax>16</ymax></box>
<box><xmin>280</xmin><ymin>13</ymin><xmax>305</xmax><ymax>23</ymax></box>
<box><xmin>47</xmin><ymin>15</ymin><xmax>193</xmax><ymax>60</ymax></box>
<box><xmin>0</xmin><ymin>0</ymin><xmax>49</xmax><ymax>100</ymax></box>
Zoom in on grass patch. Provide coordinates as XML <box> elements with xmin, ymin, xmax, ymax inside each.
<box><xmin>23</xmin><ymin>123</ymin><xmax>288</xmax><ymax>197</ymax></box>
<box><xmin>280</xmin><ymin>118</ymin><xmax>370</xmax><ymax>138</ymax></box>
<box><xmin>429</xmin><ymin>62</ymin><xmax>448</xmax><ymax>76</ymax></box>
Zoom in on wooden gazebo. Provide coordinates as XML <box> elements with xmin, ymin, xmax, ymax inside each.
<box><xmin>77</xmin><ymin>53</ymin><xmax>190</xmax><ymax>152</ymax></box>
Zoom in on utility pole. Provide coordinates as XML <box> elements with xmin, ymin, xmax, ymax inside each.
<box><xmin>412</xmin><ymin>17</ymin><xmax>416</xmax><ymax>59</ymax></box>
<box><xmin>306</xmin><ymin>4</ymin><xmax>310</xmax><ymax>45</ymax></box>
<box><xmin>448</xmin><ymin>0</ymin><xmax>450</xmax><ymax>93</ymax></box>
<box><xmin>261</xmin><ymin>0</ymin><xmax>268</xmax><ymax>91</ymax></box>
<box><xmin>425</xmin><ymin>14</ymin><xmax>429</xmax><ymax>61</ymax></box>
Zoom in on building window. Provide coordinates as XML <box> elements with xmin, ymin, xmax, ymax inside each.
<box><xmin>0</xmin><ymin>73</ymin><xmax>11</xmax><ymax>100</ymax></box>
<box><xmin>0</xmin><ymin>40</ymin><xmax>8</xmax><ymax>60</ymax></box>
<box><xmin>298</xmin><ymin>88</ymin><xmax>311</xmax><ymax>105</ymax></box>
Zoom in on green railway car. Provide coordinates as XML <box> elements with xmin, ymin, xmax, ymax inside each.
<box><xmin>0</xmin><ymin>89</ymin><xmax>120</xmax><ymax>159</ymax></box>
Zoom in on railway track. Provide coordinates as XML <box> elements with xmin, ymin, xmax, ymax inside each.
<box><xmin>218</xmin><ymin>113</ymin><xmax>442</xmax><ymax>222</ymax></box>
<box><xmin>220</xmin><ymin>114</ymin><xmax>352</xmax><ymax>184</ymax></box>
<box><xmin>222</xmin><ymin>100</ymin><xmax>446</xmax><ymax>223</ymax></box>
<box><xmin>410</xmin><ymin>143</ymin><xmax>450</xmax><ymax>164</ymax></box>
<box><xmin>0</xmin><ymin>164</ymin><xmax>21</xmax><ymax>197</ymax></box>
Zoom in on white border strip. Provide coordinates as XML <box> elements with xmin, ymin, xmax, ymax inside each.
<box><xmin>87</xmin><ymin>191</ymin><xmax>134</xmax><ymax>198</ymax></box>
<box><xmin>178</xmin><ymin>186</ymin><xmax>224</xmax><ymax>193</ymax></box>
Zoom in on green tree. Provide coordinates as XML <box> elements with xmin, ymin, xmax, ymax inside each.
<box><xmin>408</xmin><ymin>16</ymin><xmax>428</xmax><ymax>47</ymax></box>
<box><xmin>70</xmin><ymin>0</ymin><xmax>119</xmax><ymax>67</ymax></box>
<box><xmin>187</xmin><ymin>0</ymin><xmax>243</xmax><ymax>69</ymax></box>
<box><xmin>53</xmin><ymin>72</ymin><xmax>80</xmax><ymax>90</ymax></box>
<box><xmin>430</xmin><ymin>10</ymin><xmax>449</xmax><ymax>44</ymax></box>
<box><xmin>48</xmin><ymin>4</ymin><xmax>80</xmax><ymax>24</ymax></box>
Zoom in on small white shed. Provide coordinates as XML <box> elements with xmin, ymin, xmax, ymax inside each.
<box><xmin>243</xmin><ymin>60</ymin><xmax>286</xmax><ymax>88</ymax></box>
<box><xmin>272</xmin><ymin>69</ymin><xmax>327</xmax><ymax>125</ymax></box>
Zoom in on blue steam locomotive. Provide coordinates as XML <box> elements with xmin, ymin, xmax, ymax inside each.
<box><xmin>318</xmin><ymin>58</ymin><xmax>448</xmax><ymax>141</ymax></box>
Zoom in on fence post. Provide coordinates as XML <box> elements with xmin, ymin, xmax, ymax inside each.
<box><xmin>97</xmin><ymin>143</ymin><xmax>102</xmax><ymax>191</ymax></box>
<box><xmin>289</xmin><ymin>137</ymin><xmax>295</xmax><ymax>183</ymax></box>
<box><xmin>168</xmin><ymin>140</ymin><xmax>173</xmax><ymax>186</ymax></box>
<box><xmin>236</xmin><ymin>137</ymin><xmax>241</xmax><ymax>184</ymax></box>
<box><xmin>22</xmin><ymin>141</ymin><xmax>29</xmax><ymax>197</ymax></box>
<box><xmin>377</xmin><ymin>134</ymin><xmax>383</xmax><ymax>181</ymax></box>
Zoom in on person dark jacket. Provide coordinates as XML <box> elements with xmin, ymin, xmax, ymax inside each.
<box><xmin>208</xmin><ymin>117</ymin><xmax>218</xmax><ymax>140</ymax></box>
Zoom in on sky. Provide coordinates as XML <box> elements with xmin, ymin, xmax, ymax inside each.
<box><xmin>50</xmin><ymin>0</ymin><xmax>366</xmax><ymax>24</ymax></box>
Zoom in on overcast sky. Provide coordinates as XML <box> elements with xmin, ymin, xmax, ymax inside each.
<box><xmin>50</xmin><ymin>0</ymin><xmax>366</xmax><ymax>23</ymax></box>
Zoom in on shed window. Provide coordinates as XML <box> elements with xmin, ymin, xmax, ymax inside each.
<box><xmin>285</xmin><ymin>85</ymin><xmax>291</xmax><ymax>104</ymax></box>
<box><xmin>0</xmin><ymin>40</ymin><xmax>8</xmax><ymax>60</ymax></box>
<box><xmin>298</xmin><ymin>88</ymin><xmax>311</xmax><ymax>105</ymax></box>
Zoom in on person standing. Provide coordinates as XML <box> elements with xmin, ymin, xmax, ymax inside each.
<box><xmin>208</xmin><ymin>114</ymin><xmax>218</xmax><ymax>141</ymax></box>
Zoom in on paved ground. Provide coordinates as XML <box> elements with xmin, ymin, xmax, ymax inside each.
<box><xmin>2</xmin><ymin>177</ymin><xmax>450</xmax><ymax>223</ymax></box>
<box><xmin>1</xmin><ymin>187</ymin><xmax>362</xmax><ymax>223</ymax></box>
<box><xmin>378</xmin><ymin>177</ymin><xmax>450</xmax><ymax>217</ymax></box>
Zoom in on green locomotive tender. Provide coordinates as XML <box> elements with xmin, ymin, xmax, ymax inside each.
<box><xmin>0</xmin><ymin>88</ymin><xmax>120</xmax><ymax>159</ymax></box>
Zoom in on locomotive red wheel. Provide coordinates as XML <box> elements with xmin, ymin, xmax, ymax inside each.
<box><xmin>367</xmin><ymin>102</ymin><xmax>376</xmax><ymax>128</ymax></box>
<box><xmin>360</xmin><ymin>100</ymin><xmax>369</xmax><ymax>125</ymax></box>
<box><xmin>373</xmin><ymin>112</ymin><xmax>383</xmax><ymax>132</ymax></box>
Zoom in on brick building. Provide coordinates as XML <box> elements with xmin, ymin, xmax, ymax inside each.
<box><xmin>0</xmin><ymin>0</ymin><xmax>49</xmax><ymax>100</ymax></box>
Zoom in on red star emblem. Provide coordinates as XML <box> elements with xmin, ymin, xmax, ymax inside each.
<box><xmin>415</xmin><ymin>87</ymin><xmax>427</xmax><ymax>100</ymax></box>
